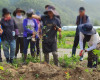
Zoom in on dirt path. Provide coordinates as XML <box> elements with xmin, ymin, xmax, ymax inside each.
<box><xmin>1</xmin><ymin>49</ymin><xmax>88</xmax><ymax>60</ymax></box>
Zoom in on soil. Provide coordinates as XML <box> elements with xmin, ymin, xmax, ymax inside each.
<box><xmin>0</xmin><ymin>61</ymin><xmax>100</xmax><ymax>80</ymax></box>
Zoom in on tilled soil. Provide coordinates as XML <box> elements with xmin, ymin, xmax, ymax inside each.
<box><xmin>0</xmin><ymin>62</ymin><xmax>100</xmax><ymax>80</ymax></box>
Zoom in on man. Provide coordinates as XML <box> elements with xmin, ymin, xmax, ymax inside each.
<box><xmin>45</xmin><ymin>5</ymin><xmax>62</xmax><ymax>39</ymax></box>
<box><xmin>32</xmin><ymin>8</ymin><xmax>61</xmax><ymax>66</ymax></box>
<box><xmin>79</xmin><ymin>23</ymin><xmax>99</xmax><ymax>68</ymax></box>
<box><xmin>72</xmin><ymin>7</ymin><xmax>90</xmax><ymax>61</ymax></box>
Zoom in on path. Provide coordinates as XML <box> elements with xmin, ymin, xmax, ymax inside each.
<box><xmin>1</xmin><ymin>49</ymin><xmax>88</xmax><ymax>60</ymax></box>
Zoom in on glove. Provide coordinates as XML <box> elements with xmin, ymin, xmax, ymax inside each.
<box><xmin>53</xmin><ymin>24</ymin><xmax>59</xmax><ymax>31</ymax></box>
<box><xmin>79</xmin><ymin>50</ymin><xmax>85</xmax><ymax>56</ymax></box>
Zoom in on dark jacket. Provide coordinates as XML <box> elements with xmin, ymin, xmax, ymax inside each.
<box><xmin>1</xmin><ymin>18</ymin><xmax>18</xmax><ymax>41</ymax></box>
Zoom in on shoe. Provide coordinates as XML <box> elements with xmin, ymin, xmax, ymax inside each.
<box><xmin>6</xmin><ymin>58</ymin><xmax>9</xmax><ymax>63</ymax></box>
<box><xmin>0</xmin><ymin>58</ymin><xmax>2</xmax><ymax>62</ymax></box>
<box><xmin>10</xmin><ymin>59</ymin><xmax>13</xmax><ymax>64</ymax></box>
<box><xmin>80</xmin><ymin>56</ymin><xmax>83</xmax><ymax>61</ymax></box>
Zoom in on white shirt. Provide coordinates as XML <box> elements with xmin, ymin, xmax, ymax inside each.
<box><xmin>27</xmin><ymin>19</ymin><xmax>35</xmax><ymax>31</ymax></box>
<box><xmin>79</xmin><ymin>32</ymin><xmax>100</xmax><ymax>51</ymax></box>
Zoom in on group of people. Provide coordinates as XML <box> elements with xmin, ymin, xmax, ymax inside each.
<box><xmin>0</xmin><ymin>5</ymin><xmax>61</xmax><ymax>66</ymax></box>
<box><xmin>0</xmin><ymin>5</ymin><xmax>99</xmax><ymax>68</ymax></box>
<box><xmin>72</xmin><ymin>7</ymin><xmax>100</xmax><ymax>68</ymax></box>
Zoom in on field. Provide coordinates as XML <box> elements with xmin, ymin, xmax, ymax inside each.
<box><xmin>0</xmin><ymin>30</ymin><xmax>100</xmax><ymax>80</ymax></box>
<box><xmin>0</xmin><ymin>55</ymin><xmax>100</xmax><ymax>80</ymax></box>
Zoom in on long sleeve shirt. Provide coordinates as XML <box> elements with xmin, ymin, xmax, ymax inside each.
<box><xmin>1</xmin><ymin>18</ymin><xmax>18</xmax><ymax>41</ymax></box>
<box><xmin>23</xmin><ymin>18</ymin><xmax>38</xmax><ymax>37</ymax></box>
<box><xmin>79</xmin><ymin>32</ymin><xmax>100</xmax><ymax>51</ymax></box>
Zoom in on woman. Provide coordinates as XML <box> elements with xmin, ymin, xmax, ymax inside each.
<box><xmin>1</xmin><ymin>8</ymin><xmax>19</xmax><ymax>63</ymax></box>
<box><xmin>13</xmin><ymin>8</ymin><xmax>25</xmax><ymax>58</ymax></box>
<box><xmin>79</xmin><ymin>23</ymin><xmax>100</xmax><ymax>68</ymax></box>
<box><xmin>23</xmin><ymin>9</ymin><xmax>38</xmax><ymax>62</ymax></box>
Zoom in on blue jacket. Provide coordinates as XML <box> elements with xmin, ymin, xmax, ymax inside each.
<box><xmin>23</xmin><ymin>18</ymin><xmax>38</xmax><ymax>38</ymax></box>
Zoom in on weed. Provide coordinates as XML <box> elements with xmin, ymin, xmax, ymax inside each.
<box><xmin>35</xmin><ymin>74</ymin><xmax>39</xmax><ymax>78</ymax></box>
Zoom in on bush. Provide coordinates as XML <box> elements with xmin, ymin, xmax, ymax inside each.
<box><xmin>59</xmin><ymin>54</ymin><xmax>80</xmax><ymax>68</ymax></box>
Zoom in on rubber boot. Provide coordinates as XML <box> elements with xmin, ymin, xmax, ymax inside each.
<box><xmin>10</xmin><ymin>59</ymin><xmax>13</xmax><ymax>64</ymax></box>
<box><xmin>6</xmin><ymin>58</ymin><xmax>9</xmax><ymax>63</ymax></box>
<box><xmin>87</xmin><ymin>61</ymin><xmax>92</xmax><ymax>68</ymax></box>
<box><xmin>24</xmin><ymin>54</ymin><xmax>27</xmax><ymax>62</ymax></box>
<box><xmin>72</xmin><ymin>47</ymin><xmax>76</xmax><ymax>56</ymax></box>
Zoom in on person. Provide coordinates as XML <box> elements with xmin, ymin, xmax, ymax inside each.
<box><xmin>13</xmin><ymin>8</ymin><xmax>26</xmax><ymax>58</ymax></box>
<box><xmin>45</xmin><ymin>5</ymin><xmax>62</xmax><ymax>39</ymax></box>
<box><xmin>23</xmin><ymin>9</ymin><xmax>38</xmax><ymax>62</ymax></box>
<box><xmin>1</xmin><ymin>8</ymin><xmax>19</xmax><ymax>63</ymax></box>
<box><xmin>0</xmin><ymin>25</ymin><xmax>3</xmax><ymax>62</ymax></box>
<box><xmin>35</xmin><ymin>11</ymin><xmax>42</xmax><ymax>57</ymax></box>
<box><xmin>72</xmin><ymin>7</ymin><xmax>90</xmax><ymax>61</ymax></box>
<box><xmin>79</xmin><ymin>23</ymin><xmax>100</xmax><ymax>68</ymax></box>
<box><xmin>32</xmin><ymin>8</ymin><xmax>62</xmax><ymax>66</ymax></box>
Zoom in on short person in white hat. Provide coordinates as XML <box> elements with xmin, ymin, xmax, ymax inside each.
<box><xmin>32</xmin><ymin>7</ymin><xmax>61</xmax><ymax>66</ymax></box>
<box><xmin>79</xmin><ymin>23</ymin><xmax>100</xmax><ymax>68</ymax></box>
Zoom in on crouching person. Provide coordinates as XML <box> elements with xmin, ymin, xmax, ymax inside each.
<box><xmin>79</xmin><ymin>23</ymin><xmax>99</xmax><ymax>68</ymax></box>
<box><xmin>32</xmin><ymin>7</ymin><xmax>62</xmax><ymax>66</ymax></box>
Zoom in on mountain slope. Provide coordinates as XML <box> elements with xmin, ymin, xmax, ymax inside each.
<box><xmin>0</xmin><ymin>0</ymin><xmax>100</xmax><ymax>25</ymax></box>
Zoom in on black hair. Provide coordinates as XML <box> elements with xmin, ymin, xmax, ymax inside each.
<box><xmin>79</xmin><ymin>7</ymin><xmax>85</xmax><ymax>11</ymax></box>
<box><xmin>45</xmin><ymin>5</ymin><xmax>50</xmax><ymax>9</ymax></box>
<box><xmin>27</xmin><ymin>13</ymin><xmax>33</xmax><ymax>18</ymax></box>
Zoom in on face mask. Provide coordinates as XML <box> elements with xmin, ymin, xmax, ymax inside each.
<box><xmin>16</xmin><ymin>15</ymin><xmax>23</xmax><ymax>19</ymax></box>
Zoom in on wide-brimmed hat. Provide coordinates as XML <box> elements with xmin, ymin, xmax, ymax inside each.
<box><xmin>44</xmin><ymin>8</ymin><xmax>57</xmax><ymax>15</ymax></box>
<box><xmin>78</xmin><ymin>23</ymin><xmax>96</xmax><ymax>35</ymax></box>
<box><xmin>13</xmin><ymin>8</ymin><xmax>25</xmax><ymax>16</ymax></box>
<box><xmin>2</xmin><ymin>8</ymin><xmax>11</xmax><ymax>17</ymax></box>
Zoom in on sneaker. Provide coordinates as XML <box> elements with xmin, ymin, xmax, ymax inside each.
<box><xmin>80</xmin><ymin>56</ymin><xmax>83</xmax><ymax>61</ymax></box>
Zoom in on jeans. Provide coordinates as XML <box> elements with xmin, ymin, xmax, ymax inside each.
<box><xmin>2</xmin><ymin>40</ymin><xmax>16</xmax><ymax>59</ymax></box>
<box><xmin>23</xmin><ymin>38</ymin><xmax>35</xmax><ymax>55</ymax></box>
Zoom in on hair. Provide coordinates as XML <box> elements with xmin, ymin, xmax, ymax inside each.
<box><xmin>79</xmin><ymin>7</ymin><xmax>85</xmax><ymax>11</ymax></box>
<box><xmin>27</xmin><ymin>13</ymin><xmax>33</xmax><ymax>18</ymax></box>
<box><xmin>45</xmin><ymin>5</ymin><xmax>50</xmax><ymax>9</ymax></box>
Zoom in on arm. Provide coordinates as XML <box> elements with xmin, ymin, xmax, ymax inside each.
<box><xmin>34</xmin><ymin>19</ymin><xmax>38</xmax><ymax>32</ymax></box>
<box><xmin>23</xmin><ymin>19</ymin><xmax>33</xmax><ymax>34</ymax></box>
<box><xmin>32</xmin><ymin>15</ymin><xmax>41</xmax><ymax>20</ymax></box>
<box><xmin>86</xmin><ymin>17</ymin><xmax>90</xmax><ymax>24</ymax></box>
<box><xmin>56</xmin><ymin>18</ymin><xmax>62</xmax><ymax>32</ymax></box>
<box><xmin>79</xmin><ymin>32</ymin><xmax>85</xmax><ymax>50</ymax></box>
<box><xmin>13</xmin><ymin>19</ymin><xmax>19</xmax><ymax>35</ymax></box>
<box><xmin>86</xmin><ymin>34</ymin><xmax>97</xmax><ymax>51</ymax></box>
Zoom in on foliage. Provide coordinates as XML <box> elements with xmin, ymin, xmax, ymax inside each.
<box><xmin>59</xmin><ymin>54</ymin><xmax>80</xmax><ymax>68</ymax></box>
<box><xmin>65</xmin><ymin>72</ymin><xmax>71</xmax><ymax>80</ymax></box>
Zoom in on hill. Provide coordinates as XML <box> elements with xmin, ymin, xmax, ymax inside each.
<box><xmin>0</xmin><ymin>0</ymin><xmax>100</xmax><ymax>26</ymax></box>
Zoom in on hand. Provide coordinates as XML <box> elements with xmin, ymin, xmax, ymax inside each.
<box><xmin>79</xmin><ymin>50</ymin><xmax>85</xmax><ymax>56</ymax></box>
<box><xmin>0</xmin><ymin>25</ymin><xmax>3</xmax><ymax>34</ymax></box>
<box><xmin>32</xmin><ymin>34</ymin><xmax>35</xmax><ymax>38</ymax></box>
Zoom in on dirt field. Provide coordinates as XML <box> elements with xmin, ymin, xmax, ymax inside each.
<box><xmin>0</xmin><ymin>61</ymin><xmax>100</xmax><ymax>80</ymax></box>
